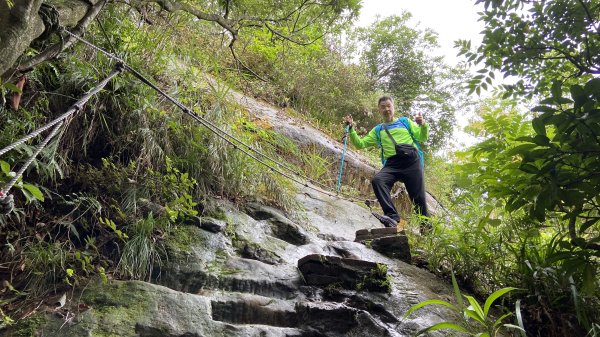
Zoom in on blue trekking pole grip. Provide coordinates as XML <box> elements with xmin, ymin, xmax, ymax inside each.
<box><xmin>336</xmin><ymin>125</ymin><xmax>350</xmax><ymax>194</ymax></box>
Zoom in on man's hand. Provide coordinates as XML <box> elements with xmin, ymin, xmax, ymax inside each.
<box><xmin>415</xmin><ymin>111</ymin><xmax>424</xmax><ymax>126</ymax></box>
<box><xmin>343</xmin><ymin>115</ymin><xmax>354</xmax><ymax>128</ymax></box>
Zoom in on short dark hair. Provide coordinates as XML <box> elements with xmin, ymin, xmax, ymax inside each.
<box><xmin>378</xmin><ymin>96</ymin><xmax>393</xmax><ymax>105</ymax></box>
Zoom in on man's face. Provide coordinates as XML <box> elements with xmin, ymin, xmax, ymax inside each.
<box><xmin>378</xmin><ymin>100</ymin><xmax>395</xmax><ymax>122</ymax></box>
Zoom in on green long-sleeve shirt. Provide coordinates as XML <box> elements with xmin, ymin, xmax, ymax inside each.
<box><xmin>349</xmin><ymin>117</ymin><xmax>429</xmax><ymax>162</ymax></box>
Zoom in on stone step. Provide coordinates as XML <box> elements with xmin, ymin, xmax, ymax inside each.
<box><xmin>155</xmin><ymin>262</ymin><xmax>299</xmax><ymax>299</ymax></box>
<box><xmin>211</xmin><ymin>298</ymin><xmax>298</xmax><ymax>327</ymax></box>
<box><xmin>369</xmin><ymin>235</ymin><xmax>412</xmax><ymax>263</ymax></box>
<box><xmin>297</xmin><ymin>254</ymin><xmax>391</xmax><ymax>292</ymax></box>
<box><xmin>354</xmin><ymin>227</ymin><xmax>405</xmax><ymax>242</ymax></box>
<box><xmin>354</xmin><ymin>227</ymin><xmax>412</xmax><ymax>263</ymax></box>
<box><xmin>208</xmin><ymin>293</ymin><xmax>397</xmax><ymax>337</ymax></box>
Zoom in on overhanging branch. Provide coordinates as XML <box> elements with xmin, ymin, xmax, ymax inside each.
<box><xmin>16</xmin><ymin>0</ymin><xmax>107</xmax><ymax>74</ymax></box>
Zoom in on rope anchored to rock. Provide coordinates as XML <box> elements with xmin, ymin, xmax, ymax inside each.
<box><xmin>0</xmin><ymin>65</ymin><xmax>123</xmax><ymax>215</ymax></box>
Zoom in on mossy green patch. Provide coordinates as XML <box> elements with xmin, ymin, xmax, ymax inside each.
<box><xmin>356</xmin><ymin>263</ymin><xmax>392</xmax><ymax>293</ymax></box>
<box><xmin>11</xmin><ymin>313</ymin><xmax>47</xmax><ymax>337</ymax></box>
<box><xmin>163</xmin><ymin>225</ymin><xmax>203</xmax><ymax>261</ymax></box>
<box><xmin>205</xmin><ymin>249</ymin><xmax>240</xmax><ymax>276</ymax></box>
<box><xmin>81</xmin><ymin>281</ymin><xmax>154</xmax><ymax>337</ymax></box>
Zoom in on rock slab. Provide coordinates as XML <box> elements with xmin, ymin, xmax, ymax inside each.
<box><xmin>297</xmin><ymin>254</ymin><xmax>391</xmax><ymax>293</ymax></box>
<box><xmin>370</xmin><ymin>235</ymin><xmax>412</xmax><ymax>263</ymax></box>
<box><xmin>355</xmin><ymin>228</ymin><xmax>412</xmax><ymax>263</ymax></box>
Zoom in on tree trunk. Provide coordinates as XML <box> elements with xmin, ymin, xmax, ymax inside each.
<box><xmin>0</xmin><ymin>0</ymin><xmax>97</xmax><ymax>79</ymax></box>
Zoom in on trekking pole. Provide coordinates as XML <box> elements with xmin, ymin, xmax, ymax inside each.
<box><xmin>336</xmin><ymin>125</ymin><xmax>350</xmax><ymax>194</ymax></box>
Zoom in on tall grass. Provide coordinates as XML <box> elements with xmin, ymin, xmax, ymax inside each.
<box><xmin>117</xmin><ymin>214</ymin><xmax>162</xmax><ymax>281</ymax></box>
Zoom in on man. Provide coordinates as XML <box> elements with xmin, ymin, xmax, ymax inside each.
<box><xmin>344</xmin><ymin>96</ymin><xmax>429</xmax><ymax>228</ymax></box>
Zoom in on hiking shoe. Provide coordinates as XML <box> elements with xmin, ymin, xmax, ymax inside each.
<box><xmin>371</xmin><ymin>212</ymin><xmax>398</xmax><ymax>228</ymax></box>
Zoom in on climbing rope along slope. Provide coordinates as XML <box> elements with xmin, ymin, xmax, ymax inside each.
<box><xmin>0</xmin><ymin>66</ymin><xmax>123</xmax><ymax>209</ymax></box>
<box><xmin>59</xmin><ymin>29</ymin><xmax>364</xmax><ymax>203</ymax></box>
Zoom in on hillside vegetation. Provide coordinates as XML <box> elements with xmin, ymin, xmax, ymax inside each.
<box><xmin>0</xmin><ymin>1</ymin><xmax>598</xmax><ymax>336</ymax></box>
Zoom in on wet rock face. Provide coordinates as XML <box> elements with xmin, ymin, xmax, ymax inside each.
<box><xmin>355</xmin><ymin>228</ymin><xmax>412</xmax><ymax>263</ymax></box>
<box><xmin>200</xmin><ymin>217</ymin><xmax>228</xmax><ymax>233</ymax></box>
<box><xmin>298</xmin><ymin>254</ymin><xmax>391</xmax><ymax>293</ymax></box>
<box><xmin>245</xmin><ymin>202</ymin><xmax>309</xmax><ymax>245</ymax></box>
<box><xmin>239</xmin><ymin>241</ymin><xmax>283</xmax><ymax>265</ymax></box>
<box><xmin>22</xmin><ymin>194</ymin><xmax>460</xmax><ymax>337</ymax></box>
<box><xmin>211</xmin><ymin>300</ymin><xmax>298</xmax><ymax>327</ymax></box>
<box><xmin>370</xmin><ymin>236</ymin><xmax>411</xmax><ymax>262</ymax></box>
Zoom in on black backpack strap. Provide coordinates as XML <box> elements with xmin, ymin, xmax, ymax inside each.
<box><xmin>382</xmin><ymin>124</ymin><xmax>398</xmax><ymax>146</ymax></box>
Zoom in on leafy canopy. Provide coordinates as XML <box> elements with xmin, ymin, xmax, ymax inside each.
<box><xmin>458</xmin><ymin>0</ymin><xmax>600</xmax><ymax>97</ymax></box>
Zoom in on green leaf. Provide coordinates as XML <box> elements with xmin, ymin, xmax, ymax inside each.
<box><xmin>484</xmin><ymin>287</ymin><xmax>517</xmax><ymax>316</ymax></box>
<box><xmin>403</xmin><ymin>299</ymin><xmax>459</xmax><ymax>319</ymax></box>
<box><xmin>3</xmin><ymin>83</ymin><xmax>22</xmax><ymax>94</ymax></box>
<box><xmin>505</xmin><ymin>144</ymin><xmax>538</xmax><ymax>156</ymax></box>
<box><xmin>582</xmin><ymin>264</ymin><xmax>597</xmax><ymax>296</ymax></box>
<box><xmin>503</xmin><ymin>324</ymin><xmax>526</xmax><ymax>333</ymax></box>
<box><xmin>551</xmin><ymin>81</ymin><xmax>563</xmax><ymax>98</ymax></box>
<box><xmin>464</xmin><ymin>308</ymin><xmax>487</xmax><ymax>325</ymax></box>
<box><xmin>451</xmin><ymin>272</ymin><xmax>465</xmax><ymax>310</ymax></box>
<box><xmin>519</xmin><ymin>163</ymin><xmax>538</xmax><ymax>174</ymax></box>
<box><xmin>531</xmin><ymin>118</ymin><xmax>546</xmax><ymax>136</ymax></box>
<box><xmin>555</xmin><ymin>97</ymin><xmax>573</xmax><ymax>104</ymax></box>
<box><xmin>531</xmin><ymin>105</ymin><xmax>556</xmax><ymax>113</ymax></box>
<box><xmin>22</xmin><ymin>184</ymin><xmax>44</xmax><ymax>202</ymax></box>
<box><xmin>0</xmin><ymin>161</ymin><xmax>10</xmax><ymax>175</ymax></box>
<box><xmin>487</xmin><ymin>218</ymin><xmax>502</xmax><ymax>226</ymax></box>
<box><xmin>465</xmin><ymin>295</ymin><xmax>485</xmax><ymax>320</ymax></box>
<box><xmin>493</xmin><ymin>312</ymin><xmax>514</xmax><ymax>329</ymax></box>
<box><xmin>539</xmin><ymin>97</ymin><xmax>556</xmax><ymax>105</ymax></box>
<box><xmin>532</xmin><ymin>134</ymin><xmax>550</xmax><ymax>145</ymax></box>
<box><xmin>515</xmin><ymin>136</ymin><xmax>535</xmax><ymax>142</ymax></box>
<box><xmin>68</xmin><ymin>223</ymin><xmax>80</xmax><ymax>240</ymax></box>
<box><xmin>515</xmin><ymin>300</ymin><xmax>527</xmax><ymax>337</ymax></box>
<box><xmin>415</xmin><ymin>322</ymin><xmax>469</xmax><ymax>336</ymax></box>
<box><xmin>579</xmin><ymin>218</ymin><xmax>599</xmax><ymax>235</ymax></box>
<box><xmin>570</xmin><ymin>84</ymin><xmax>587</xmax><ymax>107</ymax></box>
<box><xmin>584</xmin><ymin>78</ymin><xmax>600</xmax><ymax>99</ymax></box>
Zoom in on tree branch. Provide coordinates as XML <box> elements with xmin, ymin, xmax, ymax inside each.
<box><xmin>568</xmin><ymin>214</ymin><xmax>600</xmax><ymax>251</ymax></box>
<box><xmin>16</xmin><ymin>0</ymin><xmax>107</xmax><ymax>74</ymax></box>
<box><xmin>576</xmin><ymin>0</ymin><xmax>600</xmax><ymax>35</ymax></box>
<box><xmin>224</xmin><ymin>0</ymin><xmax>230</xmax><ymax>19</ymax></box>
<box><xmin>228</xmin><ymin>37</ymin><xmax>266</xmax><ymax>82</ymax></box>
<box><xmin>264</xmin><ymin>23</ymin><xmax>322</xmax><ymax>46</ymax></box>
<box><xmin>517</xmin><ymin>45</ymin><xmax>599</xmax><ymax>75</ymax></box>
<box><xmin>130</xmin><ymin>0</ymin><xmax>237</xmax><ymax>36</ymax></box>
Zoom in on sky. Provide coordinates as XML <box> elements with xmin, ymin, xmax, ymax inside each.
<box><xmin>357</xmin><ymin>0</ymin><xmax>485</xmax><ymax>66</ymax></box>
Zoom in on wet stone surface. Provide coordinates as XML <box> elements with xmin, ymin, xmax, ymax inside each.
<box><xmin>355</xmin><ymin>227</ymin><xmax>412</xmax><ymax>263</ymax></box>
<box><xmin>298</xmin><ymin>254</ymin><xmax>391</xmax><ymax>293</ymax></box>
<box><xmin>19</xmin><ymin>190</ymin><xmax>459</xmax><ymax>337</ymax></box>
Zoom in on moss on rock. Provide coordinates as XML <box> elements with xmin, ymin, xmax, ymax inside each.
<box><xmin>10</xmin><ymin>313</ymin><xmax>47</xmax><ymax>337</ymax></box>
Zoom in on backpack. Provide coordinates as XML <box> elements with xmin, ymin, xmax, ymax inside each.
<box><xmin>375</xmin><ymin>117</ymin><xmax>424</xmax><ymax>166</ymax></box>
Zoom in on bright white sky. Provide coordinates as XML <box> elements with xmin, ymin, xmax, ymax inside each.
<box><xmin>357</xmin><ymin>0</ymin><xmax>484</xmax><ymax>66</ymax></box>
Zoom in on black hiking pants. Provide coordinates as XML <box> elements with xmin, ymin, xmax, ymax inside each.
<box><xmin>371</xmin><ymin>153</ymin><xmax>428</xmax><ymax>222</ymax></box>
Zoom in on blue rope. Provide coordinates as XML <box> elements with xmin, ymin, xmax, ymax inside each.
<box><xmin>336</xmin><ymin>125</ymin><xmax>350</xmax><ymax>194</ymax></box>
